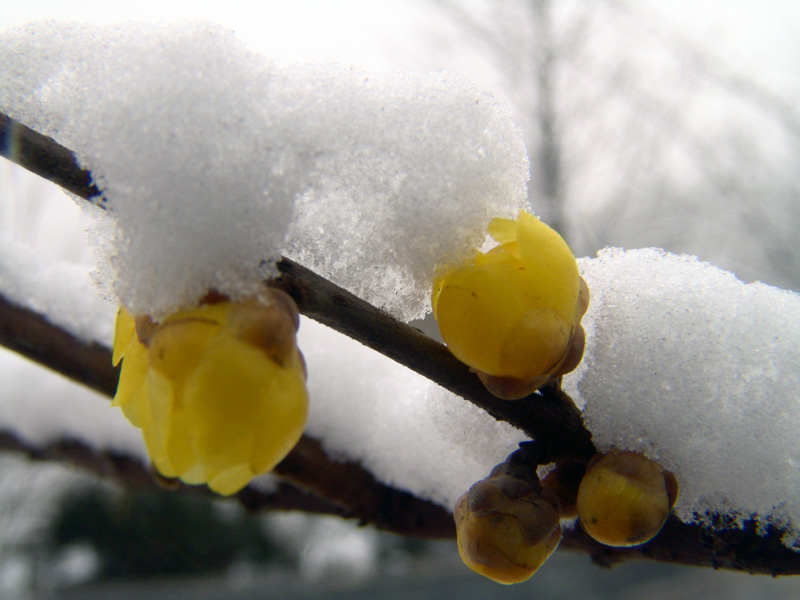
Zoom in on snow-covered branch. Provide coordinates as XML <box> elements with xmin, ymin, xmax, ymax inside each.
<box><xmin>3</xmin><ymin>296</ymin><xmax>800</xmax><ymax>575</ymax></box>
<box><xmin>3</xmin><ymin>112</ymin><xmax>800</xmax><ymax>575</ymax></box>
<box><xmin>0</xmin><ymin>110</ymin><xmax>595</xmax><ymax>462</ymax></box>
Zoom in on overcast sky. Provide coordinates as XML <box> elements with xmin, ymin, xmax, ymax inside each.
<box><xmin>4</xmin><ymin>1</ymin><xmax>799</xmax><ymax>83</ymax></box>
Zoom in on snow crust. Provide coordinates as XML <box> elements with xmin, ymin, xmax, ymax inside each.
<box><xmin>1</xmin><ymin>22</ymin><xmax>299</xmax><ymax>319</ymax></box>
<box><xmin>0</xmin><ymin>236</ymin><xmax>115</xmax><ymax>344</ymax></box>
<box><xmin>0</xmin><ymin>21</ymin><xmax>528</xmax><ymax>321</ymax></box>
<box><xmin>298</xmin><ymin>318</ymin><xmax>526</xmax><ymax>508</ymax></box>
<box><xmin>0</xmin><ymin>162</ymin><xmax>115</xmax><ymax>343</ymax></box>
<box><xmin>281</xmin><ymin>65</ymin><xmax>529</xmax><ymax>320</ymax></box>
<box><xmin>564</xmin><ymin>248</ymin><xmax>800</xmax><ymax>548</ymax></box>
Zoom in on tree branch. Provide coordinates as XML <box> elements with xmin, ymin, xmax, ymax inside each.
<box><xmin>274</xmin><ymin>436</ymin><xmax>454</xmax><ymax>539</ymax></box>
<box><xmin>561</xmin><ymin>515</ymin><xmax>800</xmax><ymax>576</ymax></box>
<box><xmin>0</xmin><ymin>428</ymin><xmax>351</xmax><ymax>517</ymax></box>
<box><xmin>0</xmin><ymin>292</ymin><xmax>119</xmax><ymax>398</ymax></box>
<box><xmin>0</xmin><ymin>113</ymin><xmax>104</xmax><ymax>204</ymax></box>
<box><xmin>270</xmin><ymin>258</ymin><xmax>594</xmax><ymax>462</ymax></box>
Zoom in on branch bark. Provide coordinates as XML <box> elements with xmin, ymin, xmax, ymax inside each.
<box><xmin>0</xmin><ymin>428</ymin><xmax>351</xmax><ymax>517</ymax></box>
<box><xmin>0</xmin><ymin>292</ymin><xmax>119</xmax><ymax>398</ymax></box>
<box><xmin>0</xmin><ymin>113</ymin><xmax>103</xmax><ymax>204</ymax></box>
<box><xmin>2</xmin><ymin>112</ymin><xmax>800</xmax><ymax>574</ymax></box>
<box><xmin>270</xmin><ymin>258</ymin><xmax>595</xmax><ymax>462</ymax></box>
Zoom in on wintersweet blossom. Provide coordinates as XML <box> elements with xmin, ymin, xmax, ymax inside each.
<box><xmin>112</xmin><ymin>290</ymin><xmax>308</xmax><ymax>495</ymax></box>
<box><xmin>432</xmin><ymin>211</ymin><xmax>588</xmax><ymax>399</ymax></box>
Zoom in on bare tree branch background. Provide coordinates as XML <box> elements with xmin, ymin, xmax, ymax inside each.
<box><xmin>435</xmin><ymin>0</ymin><xmax>800</xmax><ymax>295</ymax></box>
<box><xmin>2</xmin><ymin>111</ymin><xmax>800</xmax><ymax>574</ymax></box>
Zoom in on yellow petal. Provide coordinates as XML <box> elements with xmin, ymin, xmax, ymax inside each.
<box><xmin>112</xmin><ymin>308</ymin><xmax>136</xmax><ymax>366</ymax></box>
<box><xmin>499</xmin><ymin>309</ymin><xmax>572</xmax><ymax>380</ymax></box>
<box><xmin>487</xmin><ymin>217</ymin><xmax>517</xmax><ymax>244</ymax></box>
<box><xmin>182</xmin><ymin>338</ymin><xmax>268</xmax><ymax>466</ymax></box>
<box><xmin>434</xmin><ymin>265</ymin><xmax>528</xmax><ymax>376</ymax></box>
<box><xmin>116</xmin><ymin>362</ymin><xmax>147</xmax><ymax>428</ymax></box>
<box><xmin>141</xmin><ymin>369</ymin><xmax>178</xmax><ymax>477</ymax></box>
<box><xmin>181</xmin><ymin>334</ymin><xmax>308</xmax><ymax>493</ymax></box>
<box><xmin>251</xmin><ymin>357</ymin><xmax>308</xmax><ymax>473</ymax></box>
<box><xmin>207</xmin><ymin>464</ymin><xmax>254</xmax><ymax>496</ymax></box>
<box><xmin>473</xmin><ymin>242</ymin><xmax>520</xmax><ymax>267</ymax></box>
<box><xmin>515</xmin><ymin>211</ymin><xmax>579</xmax><ymax>319</ymax></box>
<box><xmin>112</xmin><ymin>336</ymin><xmax>148</xmax><ymax>413</ymax></box>
<box><xmin>148</xmin><ymin>317</ymin><xmax>220</xmax><ymax>382</ymax></box>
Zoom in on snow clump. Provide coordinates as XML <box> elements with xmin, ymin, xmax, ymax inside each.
<box><xmin>564</xmin><ymin>248</ymin><xmax>800</xmax><ymax>549</ymax></box>
<box><xmin>0</xmin><ymin>21</ymin><xmax>529</xmax><ymax>321</ymax></box>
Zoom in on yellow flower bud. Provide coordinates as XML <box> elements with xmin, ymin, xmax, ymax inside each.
<box><xmin>112</xmin><ymin>290</ymin><xmax>308</xmax><ymax>495</ymax></box>
<box><xmin>576</xmin><ymin>451</ymin><xmax>678</xmax><ymax>547</ymax></box>
<box><xmin>454</xmin><ymin>472</ymin><xmax>562</xmax><ymax>584</ymax></box>
<box><xmin>432</xmin><ymin>211</ymin><xmax>587</xmax><ymax>399</ymax></box>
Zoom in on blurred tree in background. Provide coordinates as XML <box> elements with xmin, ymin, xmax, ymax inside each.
<box><xmin>435</xmin><ymin>0</ymin><xmax>800</xmax><ymax>291</ymax></box>
<box><xmin>49</xmin><ymin>486</ymin><xmax>279</xmax><ymax>579</ymax></box>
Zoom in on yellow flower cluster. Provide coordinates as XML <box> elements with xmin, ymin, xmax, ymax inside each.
<box><xmin>454</xmin><ymin>449</ymin><xmax>678</xmax><ymax>584</ymax></box>
<box><xmin>432</xmin><ymin>210</ymin><xmax>588</xmax><ymax>399</ymax></box>
<box><xmin>112</xmin><ymin>290</ymin><xmax>308</xmax><ymax>495</ymax></box>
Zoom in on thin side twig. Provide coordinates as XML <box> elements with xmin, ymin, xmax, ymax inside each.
<box><xmin>0</xmin><ymin>428</ymin><xmax>350</xmax><ymax>517</ymax></box>
<box><xmin>0</xmin><ymin>113</ymin><xmax>103</xmax><ymax>204</ymax></box>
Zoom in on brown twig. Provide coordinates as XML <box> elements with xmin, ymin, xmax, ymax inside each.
<box><xmin>0</xmin><ymin>292</ymin><xmax>119</xmax><ymax>397</ymax></box>
<box><xmin>0</xmin><ymin>428</ymin><xmax>348</xmax><ymax>517</ymax></box>
<box><xmin>271</xmin><ymin>259</ymin><xmax>595</xmax><ymax>462</ymax></box>
<box><xmin>560</xmin><ymin>515</ymin><xmax>800</xmax><ymax>576</ymax></box>
<box><xmin>274</xmin><ymin>436</ymin><xmax>454</xmax><ymax>538</ymax></box>
<box><xmin>0</xmin><ymin>113</ymin><xmax>103</xmax><ymax>204</ymax></box>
